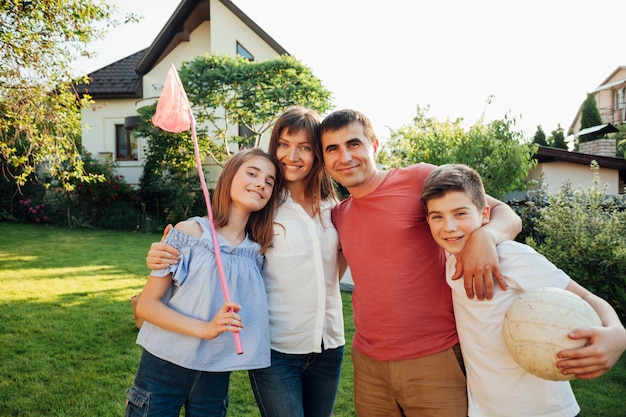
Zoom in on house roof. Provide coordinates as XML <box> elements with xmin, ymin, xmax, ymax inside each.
<box><xmin>568</xmin><ymin>65</ymin><xmax>626</xmax><ymax>133</ymax></box>
<box><xmin>536</xmin><ymin>145</ymin><xmax>626</xmax><ymax>171</ymax></box>
<box><xmin>598</xmin><ymin>65</ymin><xmax>626</xmax><ymax>87</ymax></box>
<box><xmin>78</xmin><ymin>0</ymin><xmax>288</xmax><ymax>98</ymax></box>
<box><xmin>577</xmin><ymin>123</ymin><xmax>619</xmax><ymax>137</ymax></box>
<box><xmin>76</xmin><ymin>49</ymin><xmax>146</xmax><ymax>98</ymax></box>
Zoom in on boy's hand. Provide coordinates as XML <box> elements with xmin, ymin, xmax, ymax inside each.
<box><xmin>452</xmin><ymin>227</ymin><xmax>507</xmax><ymax>300</ymax></box>
<box><xmin>556</xmin><ymin>326</ymin><xmax>626</xmax><ymax>379</ymax></box>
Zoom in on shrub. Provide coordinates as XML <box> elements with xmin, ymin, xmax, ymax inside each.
<box><xmin>525</xmin><ymin>162</ymin><xmax>626</xmax><ymax>319</ymax></box>
<box><xmin>45</xmin><ymin>153</ymin><xmax>143</xmax><ymax>230</ymax></box>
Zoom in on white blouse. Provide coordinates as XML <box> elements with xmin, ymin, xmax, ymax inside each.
<box><xmin>262</xmin><ymin>193</ymin><xmax>345</xmax><ymax>354</ymax></box>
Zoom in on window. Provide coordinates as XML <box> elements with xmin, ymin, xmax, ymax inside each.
<box><xmin>237</xmin><ymin>42</ymin><xmax>254</xmax><ymax>61</ymax></box>
<box><xmin>115</xmin><ymin>124</ymin><xmax>138</xmax><ymax>161</ymax></box>
<box><xmin>238</xmin><ymin>124</ymin><xmax>256</xmax><ymax>149</ymax></box>
<box><xmin>617</xmin><ymin>88</ymin><xmax>625</xmax><ymax>110</ymax></box>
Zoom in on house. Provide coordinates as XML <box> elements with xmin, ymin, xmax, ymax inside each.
<box><xmin>77</xmin><ymin>0</ymin><xmax>288</xmax><ymax>186</ymax></box>
<box><xmin>534</xmin><ymin>66</ymin><xmax>626</xmax><ymax>196</ymax></box>
<box><xmin>569</xmin><ymin>66</ymin><xmax>626</xmax><ymax>136</ymax></box>
<box><xmin>528</xmin><ymin>144</ymin><xmax>626</xmax><ymax>195</ymax></box>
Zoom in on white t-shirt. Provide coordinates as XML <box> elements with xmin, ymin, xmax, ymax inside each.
<box><xmin>262</xmin><ymin>193</ymin><xmax>345</xmax><ymax>354</ymax></box>
<box><xmin>447</xmin><ymin>240</ymin><xmax>580</xmax><ymax>417</ymax></box>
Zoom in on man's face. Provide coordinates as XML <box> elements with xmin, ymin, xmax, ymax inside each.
<box><xmin>321</xmin><ymin>122</ymin><xmax>378</xmax><ymax>192</ymax></box>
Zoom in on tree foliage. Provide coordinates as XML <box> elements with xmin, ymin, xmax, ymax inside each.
<box><xmin>379</xmin><ymin>106</ymin><xmax>537</xmax><ymax>199</ymax></box>
<box><xmin>180</xmin><ymin>53</ymin><xmax>333</xmax><ymax>160</ymax></box>
<box><xmin>579</xmin><ymin>93</ymin><xmax>603</xmax><ymax>143</ymax></box>
<box><xmin>616</xmin><ymin>124</ymin><xmax>626</xmax><ymax>159</ymax></box>
<box><xmin>532</xmin><ymin>125</ymin><xmax>548</xmax><ymax>146</ymax></box>
<box><xmin>548</xmin><ymin>125</ymin><xmax>568</xmax><ymax>149</ymax></box>
<box><xmin>0</xmin><ymin>1</ymin><xmax>128</xmax><ymax>193</ymax></box>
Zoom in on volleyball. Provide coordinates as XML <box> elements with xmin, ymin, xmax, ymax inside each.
<box><xmin>502</xmin><ymin>287</ymin><xmax>602</xmax><ymax>381</ymax></box>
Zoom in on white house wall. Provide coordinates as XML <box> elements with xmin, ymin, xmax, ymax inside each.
<box><xmin>210</xmin><ymin>0</ymin><xmax>282</xmax><ymax>61</ymax></box>
<box><xmin>141</xmin><ymin>22</ymin><xmax>213</xmax><ymax>108</ymax></box>
<box><xmin>81</xmin><ymin>98</ymin><xmax>145</xmax><ymax>185</ymax></box>
<box><xmin>529</xmin><ymin>161</ymin><xmax>618</xmax><ymax>195</ymax></box>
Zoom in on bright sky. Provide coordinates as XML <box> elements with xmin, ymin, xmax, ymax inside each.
<box><xmin>73</xmin><ymin>0</ymin><xmax>626</xmax><ymax>142</ymax></box>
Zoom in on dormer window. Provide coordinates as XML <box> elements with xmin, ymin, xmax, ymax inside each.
<box><xmin>237</xmin><ymin>42</ymin><xmax>254</xmax><ymax>61</ymax></box>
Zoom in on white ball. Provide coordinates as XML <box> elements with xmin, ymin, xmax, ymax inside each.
<box><xmin>502</xmin><ymin>287</ymin><xmax>602</xmax><ymax>381</ymax></box>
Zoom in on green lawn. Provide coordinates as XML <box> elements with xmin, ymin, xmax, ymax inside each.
<box><xmin>0</xmin><ymin>222</ymin><xmax>624</xmax><ymax>416</ymax></box>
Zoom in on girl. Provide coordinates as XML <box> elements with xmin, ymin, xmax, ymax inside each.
<box><xmin>125</xmin><ymin>148</ymin><xmax>283</xmax><ymax>417</ymax></box>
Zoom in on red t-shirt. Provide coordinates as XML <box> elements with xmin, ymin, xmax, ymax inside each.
<box><xmin>332</xmin><ymin>164</ymin><xmax>457</xmax><ymax>361</ymax></box>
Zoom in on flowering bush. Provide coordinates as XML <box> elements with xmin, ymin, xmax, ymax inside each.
<box><xmin>45</xmin><ymin>152</ymin><xmax>143</xmax><ymax>230</ymax></box>
<box><xmin>18</xmin><ymin>198</ymin><xmax>49</xmax><ymax>223</ymax></box>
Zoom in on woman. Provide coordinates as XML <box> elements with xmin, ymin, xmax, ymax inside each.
<box><xmin>147</xmin><ymin>106</ymin><xmax>346</xmax><ymax>417</ymax></box>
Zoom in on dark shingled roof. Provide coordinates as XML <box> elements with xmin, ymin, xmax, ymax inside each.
<box><xmin>76</xmin><ymin>49</ymin><xmax>146</xmax><ymax>99</ymax></box>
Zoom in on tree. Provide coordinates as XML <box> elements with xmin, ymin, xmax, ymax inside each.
<box><xmin>379</xmin><ymin>106</ymin><xmax>537</xmax><ymax>199</ymax></box>
<box><xmin>547</xmin><ymin>125</ymin><xmax>568</xmax><ymax>149</ymax></box>
<box><xmin>0</xmin><ymin>1</ymin><xmax>129</xmax><ymax>195</ymax></box>
<box><xmin>180</xmin><ymin>54</ymin><xmax>333</xmax><ymax>160</ymax></box>
<box><xmin>578</xmin><ymin>93</ymin><xmax>604</xmax><ymax>143</ymax></box>
<box><xmin>616</xmin><ymin>124</ymin><xmax>626</xmax><ymax>159</ymax></box>
<box><xmin>532</xmin><ymin>125</ymin><xmax>548</xmax><ymax>146</ymax></box>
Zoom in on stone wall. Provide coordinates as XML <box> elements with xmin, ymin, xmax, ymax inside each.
<box><xmin>578</xmin><ymin>139</ymin><xmax>616</xmax><ymax>157</ymax></box>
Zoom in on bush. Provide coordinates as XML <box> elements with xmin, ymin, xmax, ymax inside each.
<box><xmin>508</xmin><ymin>178</ymin><xmax>550</xmax><ymax>245</ymax></box>
<box><xmin>45</xmin><ymin>153</ymin><xmax>143</xmax><ymax>231</ymax></box>
<box><xmin>524</xmin><ymin>162</ymin><xmax>626</xmax><ymax>319</ymax></box>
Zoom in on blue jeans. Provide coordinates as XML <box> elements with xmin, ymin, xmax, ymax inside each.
<box><xmin>249</xmin><ymin>346</ymin><xmax>344</xmax><ymax>417</ymax></box>
<box><xmin>125</xmin><ymin>349</ymin><xmax>230</xmax><ymax>417</ymax></box>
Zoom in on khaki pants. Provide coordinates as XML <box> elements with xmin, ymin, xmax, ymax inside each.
<box><xmin>352</xmin><ymin>344</ymin><xmax>467</xmax><ymax>417</ymax></box>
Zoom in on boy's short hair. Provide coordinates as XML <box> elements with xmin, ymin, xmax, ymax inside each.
<box><xmin>420</xmin><ymin>164</ymin><xmax>487</xmax><ymax>211</ymax></box>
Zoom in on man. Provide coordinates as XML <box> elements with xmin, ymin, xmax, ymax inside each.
<box><xmin>319</xmin><ymin>109</ymin><xmax>521</xmax><ymax>417</ymax></box>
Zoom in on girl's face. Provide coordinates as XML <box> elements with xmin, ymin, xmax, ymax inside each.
<box><xmin>230</xmin><ymin>155</ymin><xmax>277</xmax><ymax>213</ymax></box>
<box><xmin>274</xmin><ymin>128</ymin><xmax>315</xmax><ymax>184</ymax></box>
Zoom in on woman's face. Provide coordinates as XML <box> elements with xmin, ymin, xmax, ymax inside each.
<box><xmin>274</xmin><ymin>128</ymin><xmax>315</xmax><ymax>184</ymax></box>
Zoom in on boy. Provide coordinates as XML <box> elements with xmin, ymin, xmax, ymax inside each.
<box><xmin>420</xmin><ymin>163</ymin><xmax>626</xmax><ymax>417</ymax></box>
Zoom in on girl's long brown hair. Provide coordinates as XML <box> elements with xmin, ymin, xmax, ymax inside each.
<box><xmin>268</xmin><ymin>106</ymin><xmax>338</xmax><ymax>218</ymax></box>
<box><xmin>211</xmin><ymin>148</ymin><xmax>284</xmax><ymax>254</ymax></box>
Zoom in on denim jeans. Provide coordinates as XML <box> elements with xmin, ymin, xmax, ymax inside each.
<box><xmin>249</xmin><ymin>345</ymin><xmax>344</xmax><ymax>417</ymax></box>
<box><xmin>125</xmin><ymin>349</ymin><xmax>230</xmax><ymax>417</ymax></box>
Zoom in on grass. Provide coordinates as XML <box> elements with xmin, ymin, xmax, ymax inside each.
<box><xmin>0</xmin><ymin>222</ymin><xmax>624</xmax><ymax>416</ymax></box>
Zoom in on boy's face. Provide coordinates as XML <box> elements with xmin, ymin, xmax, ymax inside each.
<box><xmin>426</xmin><ymin>191</ymin><xmax>490</xmax><ymax>255</ymax></box>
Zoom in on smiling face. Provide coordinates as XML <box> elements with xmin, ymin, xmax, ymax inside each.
<box><xmin>274</xmin><ymin>128</ymin><xmax>315</xmax><ymax>185</ymax></box>
<box><xmin>229</xmin><ymin>155</ymin><xmax>277</xmax><ymax>214</ymax></box>
<box><xmin>425</xmin><ymin>190</ymin><xmax>490</xmax><ymax>255</ymax></box>
<box><xmin>321</xmin><ymin>121</ymin><xmax>379</xmax><ymax>193</ymax></box>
